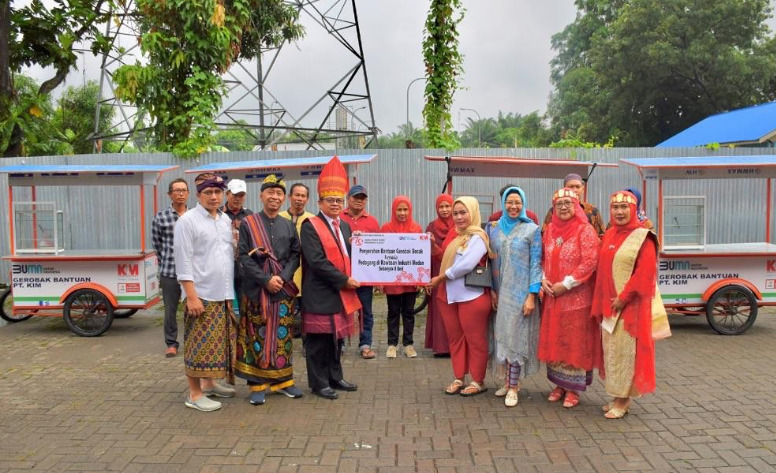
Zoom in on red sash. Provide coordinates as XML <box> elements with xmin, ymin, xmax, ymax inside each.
<box><xmin>309</xmin><ymin>216</ymin><xmax>362</xmax><ymax>315</ymax></box>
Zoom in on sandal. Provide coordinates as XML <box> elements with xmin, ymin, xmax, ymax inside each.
<box><xmin>604</xmin><ymin>406</ymin><xmax>630</xmax><ymax>419</ymax></box>
<box><xmin>360</xmin><ymin>347</ymin><xmax>375</xmax><ymax>359</ymax></box>
<box><xmin>547</xmin><ymin>386</ymin><xmax>566</xmax><ymax>402</ymax></box>
<box><xmin>460</xmin><ymin>381</ymin><xmax>488</xmax><ymax>397</ymax></box>
<box><xmin>445</xmin><ymin>379</ymin><xmax>464</xmax><ymax>395</ymax></box>
<box><xmin>562</xmin><ymin>391</ymin><xmax>580</xmax><ymax>408</ymax></box>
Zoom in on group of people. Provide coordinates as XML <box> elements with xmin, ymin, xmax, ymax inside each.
<box><xmin>425</xmin><ymin>174</ymin><xmax>669</xmax><ymax>419</ymax></box>
<box><xmin>152</xmin><ymin>158</ymin><xmax>668</xmax><ymax>419</ymax></box>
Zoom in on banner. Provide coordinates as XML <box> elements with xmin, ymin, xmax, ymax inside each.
<box><xmin>351</xmin><ymin>233</ymin><xmax>431</xmax><ymax>285</ymax></box>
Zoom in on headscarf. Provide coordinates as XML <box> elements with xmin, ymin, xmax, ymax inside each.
<box><xmin>439</xmin><ymin>196</ymin><xmax>493</xmax><ymax>276</ymax></box>
<box><xmin>624</xmin><ymin>186</ymin><xmax>648</xmax><ymax>223</ymax></box>
<box><xmin>498</xmin><ymin>186</ymin><xmax>532</xmax><ymax>235</ymax></box>
<box><xmin>381</xmin><ymin>195</ymin><xmax>422</xmax><ymax>233</ymax></box>
<box><xmin>429</xmin><ymin>194</ymin><xmax>454</xmax><ymax>244</ymax></box>
<box><xmin>609</xmin><ymin>190</ymin><xmax>642</xmax><ymax>232</ymax></box>
<box><xmin>547</xmin><ymin>188</ymin><xmax>588</xmax><ymax>244</ymax></box>
<box><xmin>563</xmin><ymin>173</ymin><xmax>583</xmax><ymax>186</ymax></box>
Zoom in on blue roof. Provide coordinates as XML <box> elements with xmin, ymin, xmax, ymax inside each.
<box><xmin>0</xmin><ymin>164</ymin><xmax>178</xmax><ymax>174</ymax></box>
<box><xmin>186</xmin><ymin>154</ymin><xmax>377</xmax><ymax>173</ymax></box>
<box><xmin>622</xmin><ymin>156</ymin><xmax>776</xmax><ymax>168</ymax></box>
<box><xmin>657</xmin><ymin>102</ymin><xmax>776</xmax><ymax>147</ymax></box>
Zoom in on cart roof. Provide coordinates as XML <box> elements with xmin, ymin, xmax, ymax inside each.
<box><xmin>424</xmin><ymin>155</ymin><xmax>617</xmax><ymax>179</ymax></box>
<box><xmin>0</xmin><ymin>164</ymin><xmax>179</xmax><ymax>186</ymax></box>
<box><xmin>186</xmin><ymin>154</ymin><xmax>376</xmax><ymax>181</ymax></box>
<box><xmin>621</xmin><ymin>156</ymin><xmax>776</xmax><ymax>180</ymax></box>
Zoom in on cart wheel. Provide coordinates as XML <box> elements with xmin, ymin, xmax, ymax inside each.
<box><xmin>0</xmin><ymin>288</ymin><xmax>33</xmax><ymax>323</ymax></box>
<box><xmin>705</xmin><ymin>285</ymin><xmax>758</xmax><ymax>335</ymax></box>
<box><xmin>63</xmin><ymin>289</ymin><xmax>114</xmax><ymax>337</ymax></box>
<box><xmin>410</xmin><ymin>288</ymin><xmax>429</xmax><ymax>315</ymax></box>
<box><xmin>113</xmin><ymin>308</ymin><xmax>138</xmax><ymax>319</ymax></box>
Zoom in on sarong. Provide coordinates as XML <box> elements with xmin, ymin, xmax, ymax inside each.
<box><xmin>547</xmin><ymin>362</ymin><xmax>593</xmax><ymax>392</ymax></box>
<box><xmin>183</xmin><ymin>300</ymin><xmax>237</xmax><ymax>384</ymax></box>
<box><xmin>235</xmin><ymin>296</ymin><xmax>296</xmax><ymax>390</ymax></box>
<box><xmin>602</xmin><ymin>317</ymin><xmax>640</xmax><ymax>398</ymax></box>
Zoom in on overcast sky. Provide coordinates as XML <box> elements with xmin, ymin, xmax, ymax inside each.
<box><xmin>24</xmin><ymin>0</ymin><xmax>579</xmax><ymax>136</ymax></box>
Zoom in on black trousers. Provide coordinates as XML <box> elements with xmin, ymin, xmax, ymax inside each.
<box><xmin>305</xmin><ymin>333</ymin><xmax>344</xmax><ymax>392</ymax></box>
<box><xmin>386</xmin><ymin>291</ymin><xmax>417</xmax><ymax>346</ymax></box>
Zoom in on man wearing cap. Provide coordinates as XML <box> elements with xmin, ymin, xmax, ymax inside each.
<box><xmin>279</xmin><ymin>183</ymin><xmax>315</xmax><ymax>338</ymax></box>
<box><xmin>223</xmin><ymin>178</ymin><xmax>254</xmax><ymax>315</ymax></box>
<box><xmin>341</xmin><ymin>184</ymin><xmax>380</xmax><ymax>359</ymax></box>
<box><xmin>236</xmin><ymin>175</ymin><xmax>303</xmax><ymax>405</ymax></box>
<box><xmin>152</xmin><ymin>178</ymin><xmax>189</xmax><ymax>358</ymax></box>
<box><xmin>174</xmin><ymin>173</ymin><xmax>237</xmax><ymax>412</ymax></box>
<box><xmin>300</xmin><ymin>156</ymin><xmax>362</xmax><ymax>400</ymax></box>
<box><xmin>542</xmin><ymin>173</ymin><xmax>605</xmax><ymax>238</ymax></box>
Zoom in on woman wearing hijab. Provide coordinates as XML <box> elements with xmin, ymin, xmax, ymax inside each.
<box><xmin>592</xmin><ymin>191</ymin><xmax>669</xmax><ymax>419</ymax></box>
<box><xmin>538</xmin><ymin>188</ymin><xmax>600</xmax><ymax>409</ymax></box>
<box><xmin>429</xmin><ymin>197</ymin><xmax>493</xmax><ymax>397</ymax></box>
<box><xmin>424</xmin><ymin>194</ymin><xmax>454</xmax><ymax>356</ymax></box>
<box><xmin>486</xmin><ymin>187</ymin><xmax>542</xmax><ymax>407</ymax></box>
<box><xmin>381</xmin><ymin>196</ymin><xmax>423</xmax><ymax>358</ymax></box>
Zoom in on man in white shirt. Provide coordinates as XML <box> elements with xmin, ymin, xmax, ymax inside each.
<box><xmin>174</xmin><ymin>173</ymin><xmax>237</xmax><ymax>412</ymax></box>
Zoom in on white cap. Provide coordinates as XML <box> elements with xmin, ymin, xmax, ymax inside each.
<box><xmin>227</xmin><ymin>179</ymin><xmax>247</xmax><ymax>194</ymax></box>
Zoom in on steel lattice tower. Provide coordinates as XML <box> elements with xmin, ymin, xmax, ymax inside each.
<box><xmin>93</xmin><ymin>0</ymin><xmax>379</xmax><ymax>152</ymax></box>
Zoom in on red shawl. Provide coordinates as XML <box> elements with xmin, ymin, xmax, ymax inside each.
<box><xmin>308</xmin><ymin>216</ymin><xmax>362</xmax><ymax>316</ymax></box>
<box><xmin>428</xmin><ymin>194</ymin><xmax>454</xmax><ymax>243</ymax></box>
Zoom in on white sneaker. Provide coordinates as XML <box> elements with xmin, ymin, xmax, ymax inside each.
<box><xmin>505</xmin><ymin>390</ymin><xmax>519</xmax><ymax>407</ymax></box>
<box><xmin>495</xmin><ymin>386</ymin><xmax>509</xmax><ymax>397</ymax></box>
<box><xmin>185</xmin><ymin>396</ymin><xmax>222</xmax><ymax>412</ymax></box>
<box><xmin>386</xmin><ymin>345</ymin><xmax>397</xmax><ymax>358</ymax></box>
<box><xmin>404</xmin><ymin>345</ymin><xmax>418</xmax><ymax>358</ymax></box>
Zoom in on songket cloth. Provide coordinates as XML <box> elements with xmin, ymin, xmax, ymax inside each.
<box><xmin>183</xmin><ymin>300</ymin><xmax>237</xmax><ymax>383</ymax></box>
<box><xmin>236</xmin><ymin>297</ymin><xmax>296</xmax><ymax>390</ymax></box>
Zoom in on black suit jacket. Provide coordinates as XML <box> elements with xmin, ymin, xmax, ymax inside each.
<box><xmin>300</xmin><ymin>212</ymin><xmax>353</xmax><ymax>315</ymax></box>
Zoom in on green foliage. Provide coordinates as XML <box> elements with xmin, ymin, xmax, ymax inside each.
<box><xmin>215</xmin><ymin>122</ymin><xmax>258</xmax><ymax>151</ymax></box>
<box><xmin>375</xmin><ymin>122</ymin><xmax>427</xmax><ymax>149</ymax></box>
<box><xmin>49</xmin><ymin>81</ymin><xmax>115</xmax><ymax>154</ymax></box>
<box><xmin>458</xmin><ymin>112</ymin><xmax>556</xmax><ymax>148</ymax></box>
<box><xmin>422</xmin><ymin>0</ymin><xmax>463</xmax><ymax>150</ymax></box>
<box><xmin>0</xmin><ymin>76</ymin><xmax>57</xmax><ymax>156</ymax></box>
<box><xmin>1</xmin><ymin>0</ymin><xmax>112</xmax><ymax>156</ymax></box>
<box><xmin>114</xmin><ymin>0</ymin><xmax>303</xmax><ymax>158</ymax></box>
<box><xmin>549</xmin><ymin>0</ymin><xmax>776</xmax><ymax>146</ymax></box>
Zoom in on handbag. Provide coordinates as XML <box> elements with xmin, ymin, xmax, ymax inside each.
<box><xmin>464</xmin><ymin>258</ymin><xmax>492</xmax><ymax>288</ymax></box>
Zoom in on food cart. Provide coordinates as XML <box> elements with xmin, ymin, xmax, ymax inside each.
<box><xmin>621</xmin><ymin>156</ymin><xmax>776</xmax><ymax>335</ymax></box>
<box><xmin>0</xmin><ymin>164</ymin><xmax>178</xmax><ymax>336</ymax></box>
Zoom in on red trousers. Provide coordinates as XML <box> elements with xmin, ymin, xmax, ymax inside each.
<box><xmin>437</xmin><ymin>288</ymin><xmax>491</xmax><ymax>384</ymax></box>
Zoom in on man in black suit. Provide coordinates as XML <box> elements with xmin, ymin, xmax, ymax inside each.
<box><xmin>300</xmin><ymin>157</ymin><xmax>362</xmax><ymax>400</ymax></box>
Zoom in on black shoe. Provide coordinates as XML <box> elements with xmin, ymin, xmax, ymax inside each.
<box><xmin>331</xmin><ymin>379</ymin><xmax>358</xmax><ymax>392</ymax></box>
<box><xmin>313</xmin><ymin>387</ymin><xmax>338</xmax><ymax>400</ymax></box>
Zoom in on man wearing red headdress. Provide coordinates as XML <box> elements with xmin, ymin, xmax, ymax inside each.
<box><xmin>300</xmin><ymin>157</ymin><xmax>362</xmax><ymax>400</ymax></box>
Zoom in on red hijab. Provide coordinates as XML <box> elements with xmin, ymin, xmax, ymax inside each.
<box><xmin>547</xmin><ymin>188</ymin><xmax>588</xmax><ymax>243</ymax></box>
<box><xmin>381</xmin><ymin>195</ymin><xmax>422</xmax><ymax>233</ymax></box>
<box><xmin>428</xmin><ymin>194</ymin><xmax>454</xmax><ymax>244</ymax></box>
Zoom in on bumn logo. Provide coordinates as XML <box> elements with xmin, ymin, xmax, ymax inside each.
<box><xmin>118</xmin><ymin>264</ymin><xmax>139</xmax><ymax>276</ymax></box>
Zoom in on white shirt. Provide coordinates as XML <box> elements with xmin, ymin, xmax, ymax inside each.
<box><xmin>322</xmin><ymin>213</ymin><xmax>350</xmax><ymax>256</ymax></box>
<box><xmin>174</xmin><ymin>203</ymin><xmax>235</xmax><ymax>301</ymax></box>
<box><xmin>444</xmin><ymin>234</ymin><xmax>487</xmax><ymax>303</ymax></box>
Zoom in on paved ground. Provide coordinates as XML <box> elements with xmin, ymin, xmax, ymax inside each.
<box><xmin>0</xmin><ymin>298</ymin><xmax>775</xmax><ymax>473</ymax></box>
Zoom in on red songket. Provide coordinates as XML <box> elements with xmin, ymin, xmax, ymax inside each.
<box><xmin>381</xmin><ymin>195</ymin><xmax>422</xmax><ymax>295</ymax></box>
<box><xmin>538</xmin><ymin>189</ymin><xmax>601</xmax><ymax>371</ymax></box>
<box><xmin>424</xmin><ymin>194</ymin><xmax>454</xmax><ymax>354</ymax></box>
<box><xmin>592</xmin><ymin>191</ymin><xmax>657</xmax><ymax>394</ymax></box>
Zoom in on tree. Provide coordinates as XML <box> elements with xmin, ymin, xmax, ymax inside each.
<box><xmin>114</xmin><ymin>0</ymin><xmax>303</xmax><ymax>157</ymax></box>
<box><xmin>50</xmin><ymin>81</ymin><xmax>115</xmax><ymax>154</ymax></box>
<box><xmin>548</xmin><ymin>0</ymin><xmax>776</xmax><ymax>146</ymax></box>
<box><xmin>1</xmin><ymin>0</ymin><xmax>112</xmax><ymax>156</ymax></box>
<box><xmin>422</xmin><ymin>0</ymin><xmax>463</xmax><ymax>150</ymax></box>
<box><xmin>215</xmin><ymin>122</ymin><xmax>257</xmax><ymax>151</ymax></box>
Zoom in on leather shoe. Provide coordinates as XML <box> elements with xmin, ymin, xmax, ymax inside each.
<box><xmin>313</xmin><ymin>387</ymin><xmax>338</xmax><ymax>400</ymax></box>
<box><xmin>331</xmin><ymin>379</ymin><xmax>358</xmax><ymax>392</ymax></box>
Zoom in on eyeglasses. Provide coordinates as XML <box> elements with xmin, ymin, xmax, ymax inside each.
<box><xmin>505</xmin><ymin>201</ymin><xmax>523</xmax><ymax>207</ymax></box>
<box><xmin>201</xmin><ymin>189</ymin><xmax>223</xmax><ymax>197</ymax></box>
<box><xmin>554</xmin><ymin>201</ymin><xmax>574</xmax><ymax>209</ymax></box>
<box><xmin>170</xmin><ymin>189</ymin><xmax>188</xmax><ymax>194</ymax></box>
<box><xmin>322</xmin><ymin>197</ymin><xmax>344</xmax><ymax>205</ymax></box>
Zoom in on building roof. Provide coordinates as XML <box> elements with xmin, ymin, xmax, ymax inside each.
<box><xmin>657</xmin><ymin>102</ymin><xmax>776</xmax><ymax>147</ymax></box>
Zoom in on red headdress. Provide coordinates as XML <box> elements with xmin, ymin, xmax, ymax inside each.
<box><xmin>317</xmin><ymin>156</ymin><xmax>348</xmax><ymax>198</ymax></box>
